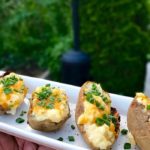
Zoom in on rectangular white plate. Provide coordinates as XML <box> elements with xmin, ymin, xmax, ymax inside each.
<box><xmin>0</xmin><ymin>71</ymin><xmax>139</xmax><ymax>150</ymax></box>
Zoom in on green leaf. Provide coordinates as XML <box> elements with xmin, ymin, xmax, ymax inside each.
<box><xmin>1</xmin><ymin>76</ymin><xmax>18</xmax><ymax>87</ymax></box>
<box><xmin>36</xmin><ymin>86</ymin><xmax>52</xmax><ymax>100</ymax></box>
<box><xmin>46</xmin><ymin>103</ymin><xmax>54</xmax><ymax>109</ymax></box>
<box><xmin>4</xmin><ymin>87</ymin><xmax>12</xmax><ymax>94</ymax></box>
<box><xmin>16</xmin><ymin>117</ymin><xmax>25</xmax><ymax>124</ymax></box>
<box><xmin>121</xmin><ymin>129</ymin><xmax>128</xmax><ymax>135</ymax></box>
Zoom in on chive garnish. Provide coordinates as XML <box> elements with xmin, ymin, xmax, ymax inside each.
<box><xmin>20</xmin><ymin>110</ymin><xmax>27</xmax><ymax>116</ymax></box>
<box><xmin>1</xmin><ymin>76</ymin><xmax>18</xmax><ymax>87</ymax></box>
<box><xmin>91</xmin><ymin>83</ymin><xmax>100</xmax><ymax>96</ymax></box>
<box><xmin>36</xmin><ymin>87</ymin><xmax>52</xmax><ymax>100</ymax></box>
<box><xmin>57</xmin><ymin>137</ymin><xmax>63</xmax><ymax>141</ymax></box>
<box><xmin>49</xmin><ymin>96</ymin><xmax>55</xmax><ymax>102</ymax></box>
<box><xmin>4</xmin><ymin>87</ymin><xmax>12</xmax><ymax>94</ymax></box>
<box><xmin>57</xmin><ymin>98</ymin><xmax>62</xmax><ymax>102</ymax></box>
<box><xmin>37</xmin><ymin>101</ymin><xmax>46</xmax><ymax>107</ymax></box>
<box><xmin>108</xmin><ymin>115</ymin><xmax>117</xmax><ymax>125</ymax></box>
<box><xmin>124</xmin><ymin>143</ymin><xmax>131</xmax><ymax>149</ymax></box>
<box><xmin>96</xmin><ymin>114</ymin><xmax>116</xmax><ymax>127</ymax></box>
<box><xmin>46</xmin><ymin>84</ymin><xmax>51</xmax><ymax>87</ymax></box>
<box><xmin>71</xmin><ymin>125</ymin><xmax>75</xmax><ymax>130</ymax></box>
<box><xmin>147</xmin><ymin>105</ymin><xmax>150</xmax><ymax>110</ymax></box>
<box><xmin>68</xmin><ymin>136</ymin><xmax>75</xmax><ymax>142</ymax></box>
<box><xmin>121</xmin><ymin>129</ymin><xmax>128</xmax><ymax>135</ymax></box>
<box><xmin>46</xmin><ymin>103</ymin><xmax>54</xmax><ymax>109</ymax></box>
<box><xmin>16</xmin><ymin>117</ymin><xmax>25</xmax><ymax>123</ymax></box>
<box><xmin>95</xmin><ymin>101</ymin><xmax>105</xmax><ymax>110</ymax></box>
<box><xmin>96</xmin><ymin>118</ymin><xmax>105</xmax><ymax>126</ymax></box>
<box><xmin>86</xmin><ymin>93</ymin><xmax>94</xmax><ymax>104</ymax></box>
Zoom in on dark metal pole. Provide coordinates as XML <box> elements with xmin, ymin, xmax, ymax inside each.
<box><xmin>61</xmin><ymin>0</ymin><xmax>90</xmax><ymax>86</ymax></box>
<box><xmin>72</xmin><ymin>0</ymin><xmax>80</xmax><ymax>50</ymax></box>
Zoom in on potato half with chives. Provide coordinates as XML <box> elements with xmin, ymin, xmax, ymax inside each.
<box><xmin>75</xmin><ymin>81</ymin><xmax>120</xmax><ymax>150</ymax></box>
<box><xmin>127</xmin><ymin>93</ymin><xmax>150</xmax><ymax>150</ymax></box>
<box><xmin>0</xmin><ymin>72</ymin><xmax>28</xmax><ymax>115</ymax></box>
<box><xmin>28</xmin><ymin>84</ymin><xmax>70</xmax><ymax>132</ymax></box>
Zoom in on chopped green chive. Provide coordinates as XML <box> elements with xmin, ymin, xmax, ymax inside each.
<box><xmin>57</xmin><ymin>98</ymin><xmax>62</xmax><ymax>102</ymax></box>
<box><xmin>124</xmin><ymin>143</ymin><xmax>131</xmax><ymax>149</ymax></box>
<box><xmin>4</xmin><ymin>87</ymin><xmax>12</xmax><ymax>94</ymax></box>
<box><xmin>96</xmin><ymin>114</ymin><xmax>113</xmax><ymax>126</ymax></box>
<box><xmin>147</xmin><ymin>105</ymin><xmax>150</xmax><ymax>110</ymax></box>
<box><xmin>16</xmin><ymin>118</ymin><xmax>25</xmax><ymax>123</ymax></box>
<box><xmin>37</xmin><ymin>101</ymin><xmax>46</xmax><ymax>107</ymax></box>
<box><xmin>91</xmin><ymin>84</ymin><xmax>100</xmax><ymax>96</ymax></box>
<box><xmin>95</xmin><ymin>101</ymin><xmax>105</xmax><ymax>110</ymax></box>
<box><xmin>121</xmin><ymin>129</ymin><xmax>128</xmax><ymax>135</ymax></box>
<box><xmin>98</xmin><ymin>105</ymin><xmax>105</xmax><ymax>110</ymax></box>
<box><xmin>20</xmin><ymin>111</ymin><xmax>24</xmax><ymax>116</ymax></box>
<box><xmin>86</xmin><ymin>93</ymin><xmax>94</xmax><ymax>104</ymax></box>
<box><xmin>36</xmin><ymin>87</ymin><xmax>52</xmax><ymax>100</ymax></box>
<box><xmin>96</xmin><ymin>118</ymin><xmax>104</xmax><ymax>126</ymax></box>
<box><xmin>46</xmin><ymin>103</ymin><xmax>54</xmax><ymax>109</ymax></box>
<box><xmin>1</xmin><ymin>76</ymin><xmax>18</xmax><ymax>87</ymax></box>
<box><xmin>20</xmin><ymin>110</ymin><xmax>27</xmax><ymax>116</ymax></box>
<box><xmin>102</xmin><ymin>96</ymin><xmax>110</xmax><ymax>103</ymax></box>
<box><xmin>104</xmin><ymin>119</ymin><xmax>110</xmax><ymax>126</ymax></box>
<box><xmin>57</xmin><ymin>137</ymin><xmax>63</xmax><ymax>141</ymax></box>
<box><xmin>108</xmin><ymin>115</ymin><xmax>117</xmax><ymax>125</ymax></box>
<box><xmin>46</xmin><ymin>84</ymin><xmax>51</xmax><ymax>87</ymax></box>
<box><xmin>14</xmin><ymin>88</ymin><xmax>23</xmax><ymax>93</ymax></box>
<box><xmin>49</xmin><ymin>96</ymin><xmax>55</xmax><ymax>102</ymax></box>
<box><xmin>71</xmin><ymin>125</ymin><xmax>75</xmax><ymax>130</ymax></box>
<box><xmin>68</xmin><ymin>136</ymin><xmax>75</xmax><ymax>142</ymax></box>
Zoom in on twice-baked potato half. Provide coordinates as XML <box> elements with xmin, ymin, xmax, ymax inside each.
<box><xmin>28</xmin><ymin>84</ymin><xmax>70</xmax><ymax>132</ymax></box>
<box><xmin>0</xmin><ymin>72</ymin><xmax>28</xmax><ymax>115</ymax></box>
<box><xmin>127</xmin><ymin>93</ymin><xmax>150</xmax><ymax>150</ymax></box>
<box><xmin>75</xmin><ymin>81</ymin><xmax>120</xmax><ymax>150</ymax></box>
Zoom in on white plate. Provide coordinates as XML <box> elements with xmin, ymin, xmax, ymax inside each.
<box><xmin>0</xmin><ymin>71</ymin><xmax>139</xmax><ymax>150</ymax></box>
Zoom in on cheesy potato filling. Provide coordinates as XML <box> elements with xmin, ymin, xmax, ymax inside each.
<box><xmin>136</xmin><ymin>93</ymin><xmax>150</xmax><ymax>111</ymax></box>
<box><xmin>84</xmin><ymin>124</ymin><xmax>115</xmax><ymax>149</ymax></box>
<box><xmin>78</xmin><ymin>83</ymin><xmax>116</xmax><ymax>149</ymax></box>
<box><xmin>0</xmin><ymin>73</ymin><xmax>27</xmax><ymax>114</ymax></box>
<box><xmin>31</xmin><ymin>84</ymin><xmax>69</xmax><ymax>123</ymax></box>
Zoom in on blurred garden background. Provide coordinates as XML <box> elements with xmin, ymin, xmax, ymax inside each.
<box><xmin>0</xmin><ymin>0</ymin><xmax>150</xmax><ymax>96</ymax></box>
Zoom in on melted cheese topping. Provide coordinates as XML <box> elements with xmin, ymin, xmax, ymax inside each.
<box><xmin>135</xmin><ymin>93</ymin><xmax>150</xmax><ymax>110</ymax></box>
<box><xmin>31</xmin><ymin>85</ymin><xmax>69</xmax><ymax>123</ymax></box>
<box><xmin>78</xmin><ymin>100</ymin><xmax>110</xmax><ymax>124</ymax></box>
<box><xmin>84</xmin><ymin>124</ymin><xmax>115</xmax><ymax>149</ymax></box>
<box><xmin>0</xmin><ymin>73</ymin><xmax>27</xmax><ymax>114</ymax></box>
<box><xmin>78</xmin><ymin>82</ymin><xmax>116</xmax><ymax>149</ymax></box>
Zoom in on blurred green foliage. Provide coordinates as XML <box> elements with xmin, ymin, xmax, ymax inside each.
<box><xmin>0</xmin><ymin>0</ymin><xmax>72</xmax><ymax>75</ymax></box>
<box><xmin>79</xmin><ymin>0</ymin><xmax>150</xmax><ymax>96</ymax></box>
<box><xmin>0</xmin><ymin>0</ymin><xmax>150</xmax><ymax>96</ymax></box>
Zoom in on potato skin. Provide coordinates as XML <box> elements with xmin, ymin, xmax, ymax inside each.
<box><xmin>0</xmin><ymin>106</ymin><xmax>5</xmax><ymax>115</ymax></box>
<box><xmin>127</xmin><ymin>99</ymin><xmax>150</xmax><ymax>150</ymax></box>
<box><xmin>28</xmin><ymin>96</ymin><xmax>70</xmax><ymax>132</ymax></box>
<box><xmin>28</xmin><ymin>111</ymin><xmax>70</xmax><ymax>132</ymax></box>
<box><xmin>75</xmin><ymin>81</ymin><xmax>120</xmax><ymax>150</ymax></box>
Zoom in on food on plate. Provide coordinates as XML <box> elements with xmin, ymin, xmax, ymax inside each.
<box><xmin>127</xmin><ymin>93</ymin><xmax>150</xmax><ymax>150</ymax></box>
<box><xmin>28</xmin><ymin>84</ymin><xmax>70</xmax><ymax>132</ymax></box>
<box><xmin>0</xmin><ymin>72</ymin><xmax>28</xmax><ymax>115</ymax></box>
<box><xmin>124</xmin><ymin>143</ymin><xmax>131</xmax><ymax>149</ymax></box>
<box><xmin>121</xmin><ymin>129</ymin><xmax>128</xmax><ymax>135</ymax></box>
<box><xmin>75</xmin><ymin>81</ymin><xmax>120</xmax><ymax>150</ymax></box>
